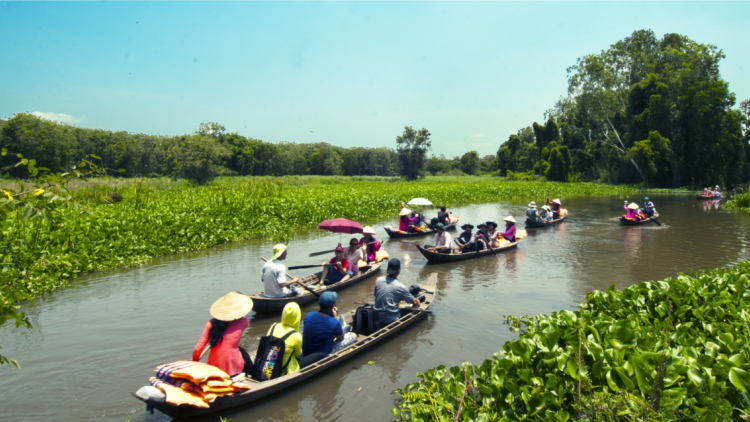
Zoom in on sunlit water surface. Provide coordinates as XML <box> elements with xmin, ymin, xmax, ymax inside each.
<box><xmin>1</xmin><ymin>195</ymin><xmax>748</xmax><ymax>421</ymax></box>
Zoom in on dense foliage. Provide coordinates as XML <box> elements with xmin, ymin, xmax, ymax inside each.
<box><xmin>494</xmin><ymin>30</ymin><xmax>749</xmax><ymax>188</ymax></box>
<box><xmin>394</xmin><ymin>261</ymin><xmax>750</xmax><ymax>421</ymax></box>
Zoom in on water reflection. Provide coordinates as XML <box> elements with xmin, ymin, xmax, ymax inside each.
<box><xmin>2</xmin><ymin>195</ymin><xmax>750</xmax><ymax>422</ymax></box>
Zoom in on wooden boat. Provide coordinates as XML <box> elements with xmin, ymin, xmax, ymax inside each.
<box><xmin>249</xmin><ymin>261</ymin><xmax>382</xmax><ymax>313</ymax></box>
<box><xmin>619</xmin><ymin>212</ymin><xmax>660</xmax><ymax>226</ymax></box>
<box><xmin>696</xmin><ymin>194</ymin><xmax>722</xmax><ymax>200</ymax></box>
<box><xmin>415</xmin><ymin>242</ymin><xmax>518</xmax><ymax>262</ymax></box>
<box><xmin>132</xmin><ymin>273</ymin><xmax>439</xmax><ymax>419</ymax></box>
<box><xmin>525</xmin><ymin>215</ymin><xmax>567</xmax><ymax>228</ymax></box>
<box><xmin>384</xmin><ymin>222</ymin><xmax>457</xmax><ymax>239</ymax></box>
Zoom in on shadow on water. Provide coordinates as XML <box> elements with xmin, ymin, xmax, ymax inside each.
<box><xmin>2</xmin><ymin>195</ymin><xmax>750</xmax><ymax>421</ymax></box>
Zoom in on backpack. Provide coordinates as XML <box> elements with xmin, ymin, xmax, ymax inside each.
<box><xmin>353</xmin><ymin>304</ymin><xmax>381</xmax><ymax>335</ymax></box>
<box><xmin>251</xmin><ymin>323</ymin><xmax>295</xmax><ymax>381</ymax></box>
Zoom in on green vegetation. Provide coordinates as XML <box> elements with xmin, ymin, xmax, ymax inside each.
<box><xmin>725</xmin><ymin>190</ymin><xmax>750</xmax><ymax>212</ymax></box>
<box><xmin>393</xmin><ymin>261</ymin><xmax>750</xmax><ymax>421</ymax></box>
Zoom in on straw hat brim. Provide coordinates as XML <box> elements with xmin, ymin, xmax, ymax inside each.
<box><xmin>362</xmin><ymin>226</ymin><xmax>376</xmax><ymax>234</ymax></box>
<box><xmin>399</xmin><ymin>208</ymin><xmax>412</xmax><ymax>216</ymax></box>
<box><xmin>210</xmin><ymin>292</ymin><xmax>254</xmax><ymax>321</ymax></box>
<box><xmin>553</xmin><ymin>199</ymin><xmax>561</xmax><ymax>205</ymax></box>
<box><xmin>528</xmin><ymin>202</ymin><xmax>536</xmax><ymax>208</ymax></box>
<box><xmin>504</xmin><ymin>216</ymin><xmax>516</xmax><ymax>223</ymax></box>
<box><xmin>628</xmin><ymin>203</ymin><xmax>639</xmax><ymax>209</ymax></box>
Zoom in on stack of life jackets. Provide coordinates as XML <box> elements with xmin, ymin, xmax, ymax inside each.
<box><xmin>149</xmin><ymin>361</ymin><xmax>251</xmax><ymax>408</ymax></box>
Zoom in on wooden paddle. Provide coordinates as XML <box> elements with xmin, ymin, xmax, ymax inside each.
<box><xmin>649</xmin><ymin>216</ymin><xmax>662</xmax><ymax>226</ymax></box>
<box><xmin>479</xmin><ymin>234</ymin><xmax>496</xmax><ymax>255</ymax></box>
<box><xmin>287</xmin><ymin>264</ymin><xmax>324</xmax><ymax>270</ymax></box>
<box><xmin>260</xmin><ymin>257</ymin><xmax>321</xmax><ymax>297</ymax></box>
<box><xmin>309</xmin><ymin>249</ymin><xmax>336</xmax><ymax>257</ymax></box>
<box><xmin>354</xmin><ymin>302</ymin><xmax>433</xmax><ymax>314</ymax></box>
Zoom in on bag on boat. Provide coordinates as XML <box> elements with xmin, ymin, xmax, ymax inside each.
<box><xmin>560</xmin><ymin>209</ymin><xmax>568</xmax><ymax>217</ymax></box>
<box><xmin>375</xmin><ymin>248</ymin><xmax>389</xmax><ymax>262</ymax></box>
<box><xmin>353</xmin><ymin>304</ymin><xmax>381</xmax><ymax>336</ymax></box>
<box><xmin>251</xmin><ymin>323</ymin><xmax>295</xmax><ymax>382</ymax></box>
<box><xmin>516</xmin><ymin>230</ymin><xmax>527</xmax><ymax>240</ymax></box>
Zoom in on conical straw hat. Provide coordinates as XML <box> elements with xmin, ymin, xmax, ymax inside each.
<box><xmin>399</xmin><ymin>208</ymin><xmax>412</xmax><ymax>216</ymax></box>
<box><xmin>362</xmin><ymin>226</ymin><xmax>376</xmax><ymax>234</ymax></box>
<box><xmin>628</xmin><ymin>203</ymin><xmax>639</xmax><ymax>210</ymax></box>
<box><xmin>210</xmin><ymin>292</ymin><xmax>253</xmax><ymax>321</ymax></box>
<box><xmin>504</xmin><ymin>215</ymin><xmax>516</xmax><ymax>223</ymax></box>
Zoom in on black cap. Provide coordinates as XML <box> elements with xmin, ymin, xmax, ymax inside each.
<box><xmin>387</xmin><ymin>258</ymin><xmax>401</xmax><ymax>275</ymax></box>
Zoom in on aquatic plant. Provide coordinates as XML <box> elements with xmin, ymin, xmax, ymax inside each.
<box><xmin>393</xmin><ymin>261</ymin><xmax>750</xmax><ymax>421</ymax></box>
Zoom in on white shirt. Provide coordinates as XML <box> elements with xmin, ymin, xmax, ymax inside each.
<box><xmin>432</xmin><ymin>231</ymin><xmax>452</xmax><ymax>248</ymax></box>
<box><xmin>343</xmin><ymin>247</ymin><xmax>362</xmax><ymax>267</ymax></box>
<box><xmin>262</xmin><ymin>259</ymin><xmax>289</xmax><ymax>297</ymax></box>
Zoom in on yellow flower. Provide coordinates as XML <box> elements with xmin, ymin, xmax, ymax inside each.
<box><xmin>32</xmin><ymin>188</ymin><xmax>45</xmax><ymax>197</ymax></box>
<box><xmin>2</xmin><ymin>190</ymin><xmax>12</xmax><ymax>200</ymax></box>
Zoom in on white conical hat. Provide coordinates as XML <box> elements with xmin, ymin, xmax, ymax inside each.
<box><xmin>362</xmin><ymin>226</ymin><xmax>376</xmax><ymax>234</ymax></box>
<box><xmin>628</xmin><ymin>203</ymin><xmax>639</xmax><ymax>210</ymax></box>
<box><xmin>503</xmin><ymin>215</ymin><xmax>516</xmax><ymax>223</ymax></box>
<box><xmin>553</xmin><ymin>199</ymin><xmax>561</xmax><ymax>205</ymax></box>
<box><xmin>399</xmin><ymin>208</ymin><xmax>412</xmax><ymax>216</ymax></box>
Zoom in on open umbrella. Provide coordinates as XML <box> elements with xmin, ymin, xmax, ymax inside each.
<box><xmin>309</xmin><ymin>218</ymin><xmax>363</xmax><ymax>256</ymax></box>
<box><xmin>407</xmin><ymin>198</ymin><xmax>433</xmax><ymax>206</ymax></box>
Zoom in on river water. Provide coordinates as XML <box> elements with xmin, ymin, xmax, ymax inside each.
<box><xmin>1</xmin><ymin>194</ymin><xmax>749</xmax><ymax>422</ymax></box>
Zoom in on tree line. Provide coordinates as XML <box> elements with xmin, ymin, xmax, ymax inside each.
<box><xmin>495</xmin><ymin>30</ymin><xmax>750</xmax><ymax>187</ymax></box>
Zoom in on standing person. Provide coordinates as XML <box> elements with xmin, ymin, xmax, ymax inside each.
<box><xmin>319</xmin><ymin>245</ymin><xmax>353</xmax><ymax>285</ymax></box>
<box><xmin>266</xmin><ymin>302</ymin><xmax>302</xmax><ymax>376</ymax></box>
<box><xmin>624</xmin><ymin>201</ymin><xmax>640</xmax><ymax>220</ymax></box>
<box><xmin>643</xmin><ymin>197</ymin><xmax>655</xmax><ymax>218</ymax></box>
<box><xmin>499</xmin><ymin>216</ymin><xmax>517</xmax><ymax>243</ymax></box>
<box><xmin>359</xmin><ymin>226</ymin><xmax>382</xmax><ymax>263</ymax></box>
<box><xmin>485</xmin><ymin>221</ymin><xmax>500</xmax><ymax>248</ymax></box>
<box><xmin>192</xmin><ymin>292</ymin><xmax>254</xmax><ymax>376</ymax></box>
<box><xmin>526</xmin><ymin>201</ymin><xmax>543</xmax><ymax>223</ymax></box>
<box><xmin>302</xmin><ymin>292</ymin><xmax>357</xmax><ymax>356</ymax></box>
<box><xmin>425</xmin><ymin>223</ymin><xmax>452</xmax><ymax>253</ymax></box>
<box><xmin>546</xmin><ymin>197</ymin><xmax>562</xmax><ymax>219</ymax></box>
<box><xmin>455</xmin><ymin>223</ymin><xmax>480</xmax><ymax>252</ymax></box>
<box><xmin>262</xmin><ymin>244</ymin><xmax>303</xmax><ymax>298</ymax></box>
<box><xmin>373</xmin><ymin>258</ymin><xmax>420</xmax><ymax>326</ymax></box>
<box><xmin>343</xmin><ymin>238</ymin><xmax>363</xmax><ymax>276</ymax></box>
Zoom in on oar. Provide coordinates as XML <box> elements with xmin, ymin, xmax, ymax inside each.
<box><xmin>649</xmin><ymin>216</ymin><xmax>662</xmax><ymax>226</ymax></box>
<box><xmin>309</xmin><ymin>241</ymin><xmax>379</xmax><ymax>257</ymax></box>
<box><xmin>260</xmin><ymin>257</ymin><xmax>321</xmax><ymax>297</ymax></box>
<box><xmin>287</xmin><ymin>264</ymin><xmax>325</xmax><ymax>270</ymax></box>
<box><xmin>479</xmin><ymin>234</ymin><xmax>496</xmax><ymax>255</ymax></box>
<box><xmin>199</xmin><ymin>344</ymin><xmax>211</xmax><ymax>360</ymax></box>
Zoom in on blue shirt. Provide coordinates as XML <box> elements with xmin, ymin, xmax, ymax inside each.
<box><xmin>302</xmin><ymin>311</ymin><xmax>343</xmax><ymax>356</ymax></box>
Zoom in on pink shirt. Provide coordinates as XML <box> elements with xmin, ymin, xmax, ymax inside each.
<box><xmin>399</xmin><ymin>215</ymin><xmax>417</xmax><ymax>231</ymax></box>
<box><xmin>624</xmin><ymin>204</ymin><xmax>638</xmax><ymax>219</ymax></box>
<box><xmin>359</xmin><ymin>236</ymin><xmax>381</xmax><ymax>261</ymax></box>
<box><xmin>192</xmin><ymin>317</ymin><xmax>249</xmax><ymax>376</ymax></box>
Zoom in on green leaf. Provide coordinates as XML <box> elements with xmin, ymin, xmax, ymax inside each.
<box><xmin>730</xmin><ymin>367</ymin><xmax>750</xmax><ymax>392</ymax></box>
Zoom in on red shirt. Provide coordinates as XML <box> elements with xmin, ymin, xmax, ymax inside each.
<box><xmin>328</xmin><ymin>257</ymin><xmax>349</xmax><ymax>274</ymax></box>
<box><xmin>192</xmin><ymin>317</ymin><xmax>249</xmax><ymax>376</ymax></box>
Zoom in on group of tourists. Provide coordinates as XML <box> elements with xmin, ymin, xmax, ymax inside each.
<box><xmin>191</xmin><ymin>250</ymin><xmax>420</xmax><ymax>381</ymax></box>
<box><xmin>399</xmin><ymin>204</ymin><xmax>455</xmax><ymax>233</ymax></box>
<box><xmin>526</xmin><ymin>197</ymin><xmax>564</xmax><ymax>224</ymax></box>
<box><xmin>425</xmin><ymin>216</ymin><xmax>517</xmax><ymax>253</ymax></box>
<box><xmin>701</xmin><ymin>186</ymin><xmax>722</xmax><ymax>198</ymax></box>
<box><xmin>623</xmin><ymin>197</ymin><xmax>656</xmax><ymax>220</ymax></box>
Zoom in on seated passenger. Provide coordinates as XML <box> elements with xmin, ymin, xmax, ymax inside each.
<box><xmin>398</xmin><ymin>206</ymin><xmax>419</xmax><ymax>232</ymax></box>
<box><xmin>455</xmin><ymin>223</ymin><xmax>480</xmax><ymax>252</ymax></box>
<box><xmin>374</xmin><ymin>258</ymin><xmax>420</xmax><ymax>326</ymax></box>
<box><xmin>192</xmin><ymin>292</ymin><xmax>254</xmax><ymax>377</ymax></box>
<box><xmin>475</xmin><ymin>222</ymin><xmax>489</xmax><ymax>250</ymax></box>
<box><xmin>499</xmin><ymin>216</ymin><xmax>517</xmax><ymax>242</ymax></box>
<box><xmin>540</xmin><ymin>205</ymin><xmax>553</xmax><ymax>222</ymax></box>
<box><xmin>546</xmin><ymin>197</ymin><xmax>562</xmax><ymax>219</ymax></box>
<box><xmin>320</xmin><ymin>245</ymin><xmax>354</xmax><ymax>285</ymax></box>
<box><xmin>624</xmin><ymin>201</ymin><xmax>640</xmax><ymax>220</ymax></box>
<box><xmin>262</xmin><ymin>244</ymin><xmax>303</xmax><ymax>298</ymax></box>
<box><xmin>266</xmin><ymin>302</ymin><xmax>302</xmax><ymax>376</ymax></box>
<box><xmin>437</xmin><ymin>206</ymin><xmax>452</xmax><ymax>227</ymax></box>
<box><xmin>485</xmin><ymin>221</ymin><xmax>501</xmax><ymax>248</ymax></box>
<box><xmin>526</xmin><ymin>201</ymin><xmax>543</xmax><ymax>223</ymax></box>
<box><xmin>425</xmin><ymin>223</ymin><xmax>452</xmax><ymax>253</ymax></box>
<box><xmin>302</xmin><ymin>292</ymin><xmax>357</xmax><ymax>357</ymax></box>
<box><xmin>343</xmin><ymin>238</ymin><xmax>363</xmax><ymax>276</ymax></box>
<box><xmin>359</xmin><ymin>226</ymin><xmax>382</xmax><ymax>263</ymax></box>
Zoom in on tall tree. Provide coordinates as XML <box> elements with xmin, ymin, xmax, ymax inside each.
<box><xmin>396</xmin><ymin>126</ymin><xmax>431</xmax><ymax>180</ymax></box>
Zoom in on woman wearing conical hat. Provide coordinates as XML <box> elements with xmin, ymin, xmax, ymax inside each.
<box><xmin>546</xmin><ymin>197</ymin><xmax>563</xmax><ymax>219</ymax></box>
<box><xmin>192</xmin><ymin>292</ymin><xmax>254</xmax><ymax>376</ymax></box>
<box><xmin>624</xmin><ymin>201</ymin><xmax>641</xmax><ymax>220</ymax></box>
<box><xmin>499</xmin><ymin>216</ymin><xmax>517</xmax><ymax>243</ymax></box>
<box><xmin>358</xmin><ymin>226</ymin><xmax>382</xmax><ymax>263</ymax></box>
<box><xmin>398</xmin><ymin>202</ymin><xmax>421</xmax><ymax>232</ymax></box>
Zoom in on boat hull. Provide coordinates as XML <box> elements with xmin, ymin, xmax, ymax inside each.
<box><xmin>525</xmin><ymin>215</ymin><xmax>566</xmax><ymax>228</ymax></box>
<box><xmin>384</xmin><ymin>224</ymin><xmax>456</xmax><ymax>239</ymax></box>
<box><xmin>696</xmin><ymin>194</ymin><xmax>722</xmax><ymax>200</ymax></box>
<box><xmin>415</xmin><ymin>242</ymin><xmax>518</xmax><ymax>262</ymax></box>
<box><xmin>619</xmin><ymin>212</ymin><xmax>660</xmax><ymax>226</ymax></box>
<box><xmin>132</xmin><ymin>274</ymin><xmax>439</xmax><ymax>419</ymax></box>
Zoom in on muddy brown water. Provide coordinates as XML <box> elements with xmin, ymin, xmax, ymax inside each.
<box><xmin>1</xmin><ymin>195</ymin><xmax>749</xmax><ymax>422</ymax></box>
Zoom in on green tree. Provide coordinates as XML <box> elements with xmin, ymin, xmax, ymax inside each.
<box><xmin>396</xmin><ymin>126</ymin><xmax>431</xmax><ymax>180</ymax></box>
<box><xmin>627</xmin><ymin>131</ymin><xmax>673</xmax><ymax>186</ymax></box>
<box><xmin>459</xmin><ymin>151</ymin><xmax>480</xmax><ymax>175</ymax></box>
<box><xmin>166</xmin><ymin>135</ymin><xmax>230</xmax><ymax>185</ymax></box>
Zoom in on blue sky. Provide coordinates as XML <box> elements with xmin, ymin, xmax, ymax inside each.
<box><xmin>1</xmin><ymin>2</ymin><xmax>748</xmax><ymax>158</ymax></box>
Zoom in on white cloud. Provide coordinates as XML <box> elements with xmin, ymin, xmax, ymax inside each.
<box><xmin>31</xmin><ymin>111</ymin><xmax>81</xmax><ymax>124</ymax></box>
<box><xmin>470</xmin><ymin>133</ymin><xmax>487</xmax><ymax>139</ymax></box>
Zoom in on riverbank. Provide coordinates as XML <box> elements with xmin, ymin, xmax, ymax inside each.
<box><xmin>1</xmin><ymin>177</ymin><xmax>641</xmax><ymax>304</ymax></box>
<box><xmin>393</xmin><ymin>258</ymin><xmax>750</xmax><ymax>421</ymax></box>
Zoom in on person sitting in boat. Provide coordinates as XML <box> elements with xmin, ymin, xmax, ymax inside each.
<box><xmin>399</xmin><ymin>206</ymin><xmax>420</xmax><ymax>233</ymax></box>
<box><xmin>359</xmin><ymin>226</ymin><xmax>382</xmax><ymax>263</ymax></box>
<box><xmin>546</xmin><ymin>197</ymin><xmax>562</xmax><ymax>219</ymax></box>
<box><xmin>343</xmin><ymin>238</ymin><xmax>363</xmax><ymax>276</ymax></box>
<box><xmin>192</xmin><ymin>292</ymin><xmax>254</xmax><ymax>377</ymax></box>
<box><xmin>266</xmin><ymin>302</ymin><xmax>302</xmax><ymax>376</ymax></box>
<box><xmin>437</xmin><ymin>206</ymin><xmax>452</xmax><ymax>227</ymax></box>
<box><xmin>485</xmin><ymin>221</ymin><xmax>501</xmax><ymax>248</ymax></box>
<box><xmin>374</xmin><ymin>258</ymin><xmax>420</xmax><ymax>326</ymax></box>
<box><xmin>262</xmin><ymin>244</ymin><xmax>303</xmax><ymax>298</ymax></box>
<box><xmin>526</xmin><ymin>201</ymin><xmax>544</xmax><ymax>223</ymax></box>
<box><xmin>643</xmin><ymin>197</ymin><xmax>655</xmax><ymax>218</ymax></box>
<box><xmin>715</xmin><ymin>185</ymin><xmax>721</xmax><ymax>196</ymax></box>
<box><xmin>475</xmin><ymin>222</ymin><xmax>490</xmax><ymax>250</ymax></box>
<box><xmin>540</xmin><ymin>205</ymin><xmax>554</xmax><ymax>222</ymax></box>
<box><xmin>302</xmin><ymin>292</ymin><xmax>357</xmax><ymax>357</ymax></box>
<box><xmin>624</xmin><ymin>201</ymin><xmax>641</xmax><ymax>220</ymax></box>
<box><xmin>425</xmin><ymin>223</ymin><xmax>452</xmax><ymax>253</ymax></box>
<box><xmin>455</xmin><ymin>223</ymin><xmax>480</xmax><ymax>252</ymax></box>
<box><xmin>499</xmin><ymin>216</ymin><xmax>517</xmax><ymax>243</ymax></box>
<box><xmin>319</xmin><ymin>245</ymin><xmax>353</xmax><ymax>285</ymax></box>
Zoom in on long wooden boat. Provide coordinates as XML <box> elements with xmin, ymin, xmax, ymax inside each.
<box><xmin>619</xmin><ymin>212</ymin><xmax>660</xmax><ymax>226</ymax></box>
<box><xmin>132</xmin><ymin>273</ymin><xmax>439</xmax><ymax>419</ymax></box>
<box><xmin>384</xmin><ymin>222</ymin><xmax>457</xmax><ymax>239</ymax></box>
<box><xmin>525</xmin><ymin>215</ymin><xmax>567</xmax><ymax>228</ymax></box>
<box><xmin>249</xmin><ymin>261</ymin><xmax>382</xmax><ymax>313</ymax></box>
<box><xmin>415</xmin><ymin>242</ymin><xmax>518</xmax><ymax>262</ymax></box>
<box><xmin>696</xmin><ymin>194</ymin><xmax>722</xmax><ymax>200</ymax></box>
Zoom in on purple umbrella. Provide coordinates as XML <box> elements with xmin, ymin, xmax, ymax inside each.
<box><xmin>309</xmin><ymin>218</ymin><xmax>363</xmax><ymax>256</ymax></box>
